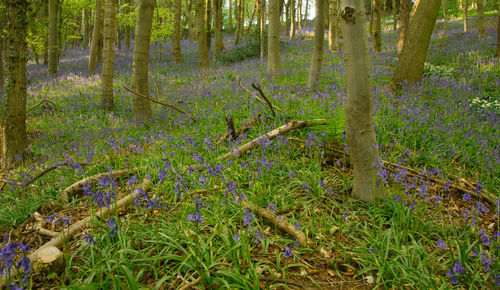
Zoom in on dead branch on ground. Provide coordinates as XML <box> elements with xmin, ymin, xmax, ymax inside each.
<box><xmin>251</xmin><ymin>83</ymin><xmax>276</xmax><ymax>118</ymax></box>
<box><xmin>235</xmin><ymin>77</ymin><xmax>283</xmax><ymax>113</ymax></box>
<box><xmin>217</xmin><ymin>115</ymin><xmax>262</xmax><ymax>145</ymax></box>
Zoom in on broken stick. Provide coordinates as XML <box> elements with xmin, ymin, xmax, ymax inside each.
<box><xmin>235</xmin><ymin>77</ymin><xmax>283</xmax><ymax>113</ymax></box>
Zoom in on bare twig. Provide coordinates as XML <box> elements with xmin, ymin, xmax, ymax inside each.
<box><xmin>26</xmin><ymin>100</ymin><xmax>58</xmax><ymax>114</ymax></box>
<box><xmin>235</xmin><ymin>77</ymin><xmax>283</xmax><ymax>112</ymax></box>
<box><xmin>225</xmin><ymin>116</ymin><xmax>237</xmax><ymax>141</ymax></box>
<box><xmin>251</xmin><ymin>83</ymin><xmax>276</xmax><ymax>118</ymax></box>
<box><xmin>124</xmin><ymin>86</ymin><xmax>195</xmax><ymax>121</ymax></box>
<box><xmin>178</xmin><ymin>276</ymin><xmax>202</xmax><ymax>290</ymax></box>
<box><xmin>217</xmin><ymin>115</ymin><xmax>261</xmax><ymax>145</ymax></box>
<box><xmin>32</xmin><ymin>212</ymin><xmax>59</xmax><ymax>238</ymax></box>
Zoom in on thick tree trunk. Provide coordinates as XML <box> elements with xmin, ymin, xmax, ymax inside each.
<box><xmin>267</xmin><ymin>0</ymin><xmax>282</xmax><ymax>74</ymax></box>
<box><xmin>131</xmin><ymin>0</ymin><xmax>156</xmax><ymax>122</ymax></box>
<box><xmin>397</xmin><ymin>0</ymin><xmax>411</xmax><ymax>56</ymax></box>
<box><xmin>206</xmin><ymin>0</ymin><xmax>212</xmax><ymax>49</ymax></box>
<box><xmin>341</xmin><ymin>0</ymin><xmax>382</xmax><ymax>201</ymax></box>
<box><xmin>307</xmin><ymin>0</ymin><xmax>324</xmax><ymax>88</ymax></box>
<box><xmin>196</xmin><ymin>0</ymin><xmax>211</xmax><ymax>70</ymax></box>
<box><xmin>260</xmin><ymin>0</ymin><xmax>266</xmax><ymax>59</ymax></box>
<box><xmin>100</xmin><ymin>0</ymin><xmax>117</xmax><ymax>110</ymax></box>
<box><xmin>392</xmin><ymin>0</ymin><xmax>397</xmax><ymax>30</ymax></box>
<box><xmin>441</xmin><ymin>0</ymin><xmax>447</xmax><ymax>38</ymax></box>
<box><xmin>477</xmin><ymin>0</ymin><xmax>485</xmax><ymax>41</ymax></box>
<box><xmin>89</xmin><ymin>0</ymin><xmax>102</xmax><ymax>74</ymax></box>
<box><xmin>1</xmin><ymin>0</ymin><xmax>29</xmax><ymax>168</ymax></box>
<box><xmin>328</xmin><ymin>0</ymin><xmax>339</xmax><ymax>51</ymax></box>
<box><xmin>464</xmin><ymin>0</ymin><xmax>468</xmax><ymax>32</ymax></box>
<box><xmin>391</xmin><ymin>0</ymin><xmax>441</xmax><ymax>86</ymax></box>
<box><xmin>173</xmin><ymin>0</ymin><xmax>183</xmax><ymax>63</ymax></box>
<box><xmin>372</xmin><ymin>0</ymin><xmax>381</xmax><ymax>53</ymax></box>
<box><xmin>48</xmin><ymin>0</ymin><xmax>58</xmax><ymax>75</ymax></box>
<box><xmin>297</xmin><ymin>0</ymin><xmax>302</xmax><ymax>29</ymax></box>
<box><xmin>214</xmin><ymin>0</ymin><xmax>224</xmax><ymax>58</ymax></box>
<box><xmin>289</xmin><ymin>0</ymin><xmax>295</xmax><ymax>39</ymax></box>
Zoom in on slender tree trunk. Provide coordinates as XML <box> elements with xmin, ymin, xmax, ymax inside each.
<box><xmin>1</xmin><ymin>0</ymin><xmax>29</xmax><ymax>168</ymax></box>
<box><xmin>101</xmin><ymin>0</ymin><xmax>117</xmax><ymax>110</ymax></box>
<box><xmin>391</xmin><ymin>0</ymin><xmax>441</xmax><ymax>86</ymax></box>
<box><xmin>297</xmin><ymin>0</ymin><xmax>302</xmax><ymax>29</ymax></box>
<box><xmin>206</xmin><ymin>0</ymin><xmax>212</xmax><ymax>49</ymax></box>
<box><xmin>214</xmin><ymin>0</ymin><xmax>224</xmax><ymax>58</ymax></box>
<box><xmin>328</xmin><ymin>0</ymin><xmax>338</xmax><ymax>51</ymax></box>
<box><xmin>89</xmin><ymin>0</ymin><xmax>102</xmax><ymax>74</ymax></box>
<box><xmin>397</xmin><ymin>0</ymin><xmax>411</xmax><ymax>56</ymax></box>
<box><xmin>477</xmin><ymin>0</ymin><xmax>485</xmax><ymax>41</ymax></box>
<box><xmin>267</xmin><ymin>0</ymin><xmax>282</xmax><ymax>74</ymax></box>
<box><xmin>289</xmin><ymin>0</ymin><xmax>295</xmax><ymax>39</ymax></box>
<box><xmin>260</xmin><ymin>0</ymin><xmax>266</xmax><ymax>59</ymax></box>
<box><xmin>82</xmin><ymin>8</ymin><xmax>90</xmax><ymax>48</ymax></box>
<box><xmin>0</xmin><ymin>33</ymin><xmax>3</xmax><ymax>90</ymax></box>
<box><xmin>131</xmin><ymin>0</ymin><xmax>156</xmax><ymax>122</ymax></box>
<box><xmin>196</xmin><ymin>0</ymin><xmax>210</xmax><ymax>70</ymax></box>
<box><xmin>441</xmin><ymin>0</ymin><xmax>447</xmax><ymax>38</ymax></box>
<box><xmin>229</xmin><ymin>0</ymin><xmax>233</xmax><ymax>31</ymax></box>
<box><xmin>341</xmin><ymin>0</ymin><xmax>382</xmax><ymax>202</ymax></box>
<box><xmin>235</xmin><ymin>0</ymin><xmax>242</xmax><ymax>44</ymax></box>
<box><xmin>173</xmin><ymin>0</ymin><xmax>183</xmax><ymax>63</ymax></box>
<box><xmin>97</xmin><ymin>11</ymin><xmax>104</xmax><ymax>65</ymax></box>
<box><xmin>498</xmin><ymin>0</ymin><xmax>500</xmax><ymax>57</ymax></box>
<box><xmin>285</xmin><ymin>0</ymin><xmax>290</xmax><ymax>35</ymax></box>
<box><xmin>48</xmin><ymin>0</ymin><xmax>58</xmax><ymax>75</ymax></box>
<box><xmin>373</xmin><ymin>0</ymin><xmax>381</xmax><ymax>53</ymax></box>
<box><xmin>307</xmin><ymin>0</ymin><xmax>324</xmax><ymax>88</ymax></box>
<box><xmin>392</xmin><ymin>0</ymin><xmax>397</xmax><ymax>30</ymax></box>
<box><xmin>125</xmin><ymin>0</ymin><xmax>131</xmax><ymax>48</ymax></box>
<box><xmin>464</xmin><ymin>0</ymin><xmax>468</xmax><ymax>32</ymax></box>
<box><xmin>304</xmin><ymin>0</ymin><xmax>308</xmax><ymax>22</ymax></box>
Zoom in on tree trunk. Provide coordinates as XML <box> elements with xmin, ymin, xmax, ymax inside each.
<box><xmin>97</xmin><ymin>10</ymin><xmax>104</xmax><ymax>65</ymax></box>
<box><xmin>289</xmin><ymin>0</ymin><xmax>295</xmax><ymax>39</ymax></box>
<box><xmin>441</xmin><ymin>0</ymin><xmax>447</xmax><ymax>38</ymax></box>
<box><xmin>100</xmin><ymin>0</ymin><xmax>117</xmax><ymax>110</ymax></box>
<box><xmin>173</xmin><ymin>0</ymin><xmax>183</xmax><ymax>63</ymax></box>
<box><xmin>397</xmin><ymin>0</ymin><xmax>411</xmax><ymax>56</ymax></box>
<box><xmin>464</xmin><ymin>0</ymin><xmax>468</xmax><ymax>32</ymax></box>
<box><xmin>125</xmin><ymin>0</ymin><xmax>131</xmax><ymax>49</ymax></box>
<box><xmin>477</xmin><ymin>0</ymin><xmax>485</xmax><ymax>41</ymax></box>
<box><xmin>267</xmin><ymin>0</ymin><xmax>282</xmax><ymax>74</ymax></box>
<box><xmin>196</xmin><ymin>0</ymin><xmax>211</xmax><ymax>70</ymax></box>
<box><xmin>1</xmin><ymin>0</ymin><xmax>29</xmax><ymax>169</ymax></box>
<box><xmin>131</xmin><ymin>0</ymin><xmax>156</xmax><ymax>123</ymax></box>
<box><xmin>48</xmin><ymin>0</ymin><xmax>58</xmax><ymax>75</ymax></box>
<box><xmin>297</xmin><ymin>0</ymin><xmax>302</xmax><ymax>29</ymax></box>
<box><xmin>229</xmin><ymin>0</ymin><xmax>233</xmax><ymax>31</ymax></box>
<box><xmin>341</xmin><ymin>0</ymin><xmax>382</xmax><ymax>201</ymax></box>
<box><xmin>82</xmin><ymin>8</ymin><xmax>90</xmax><ymax>48</ymax></box>
<box><xmin>285</xmin><ymin>0</ymin><xmax>290</xmax><ymax>36</ymax></box>
<box><xmin>235</xmin><ymin>0</ymin><xmax>242</xmax><ymax>44</ymax></box>
<box><xmin>328</xmin><ymin>0</ymin><xmax>339</xmax><ymax>51</ymax></box>
<box><xmin>391</xmin><ymin>0</ymin><xmax>441</xmax><ymax>86</ymax></box>
<box><xmin>260</xmin><ymin>0</ymin><xmax>266</xmax><ymax>59</ymax></box>
<box><xmin>392</xmin><ymin>0</ymin><xmax>397</xmax><ymax>30</ymax></box>
<box><xmin>498</xmin><ymin>0</ymin><xmax>500</xmax><ymax>57</ymax></box>
<box><xmin>89</xmin><ymin>0</ymin><xmax>102</xmax><ymax>74</ymax></box>
<box><xmin>214</xmin><ymin>0</ymin><xmax>224</xmax><ymax>58</ymax></box>
<box><xmin>372</xmin><ymin>0</ymin><xmax>381</xmax><ymax>53</ymax></box>
<box><xmin>0</xmin><ymin>33</ymin><xmax>3</xmax><ymax>90</ymax></box>
<box><xmin>206</xmin><ymin>0</ymin><xmax>212</xmax><ymax>49</ymax></box>
<box><xmin>304</xmin><ymin>0</ymin><xmax>308</xmax><ymax>22</ymax></box>
<box><xmin>307</xmin><ymin>0</ymin><xmax>324</xmax><ymax>88</ymax></box>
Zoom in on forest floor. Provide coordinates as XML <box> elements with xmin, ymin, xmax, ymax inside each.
<box><xmin>0</xmin><ymin>16</ymin><xmax>499</xmax><ymax>289</ymax></box>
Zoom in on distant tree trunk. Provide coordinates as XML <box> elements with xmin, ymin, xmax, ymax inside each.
<box><xmin>101</xmin><ymin>0</ymin><xmax>117</xmax><ymax>110</ymax></box>
<box><xmin>214</xmin><ymin>0</ymin><xmax>224</xmax><ymax>58</ymax></box>
<box><xmin>392</xmin><ymin>0</ymin><xmax>441</xmax><ymax>87</ymax></box>
<box><xmin>260</xmin><ymin>0</ymin><xmax>266</xmax><ymax>59</ymax></box>
<box><xmin>82</xmin><ymin>8</ymin><xmax>90</xmax><ymax>48</ymax></box>
<box><xmin>125</xmin><ymin>0</ymin><xmax>131</xmax><ymax>48</ymax></box>
<box><xmin>392</xmin><ymin>0</ymin><xmax>397</xmax><ymax>30</ymax></box>
<box><xmin>397</xmin><ymin>0</ymin><xmax>411</xmax><ymax>56</ymax></box>
<box><xmin>285</xmin><ymin>0</ymin><xmax>290</xmax><ymax>35</ymax></box>
<box><xmin>341</xmin><ymin>0</ymin><xmax>382</xmax><ymax>201</ymax></box>
<box><xmin>289</xmin><ymin>0</ymin><xmax>295</xmax><ymax>39</ymax></box>
<box><xmin>477</xmin><ymin>0</ymin><xmax>485</xmax><ymax>41</ymax></box>
<box><xmin>464</xmin><ymin>0</ymin><xmax>468</xmax><ymax>32</ymax></box>
<box><xmin>304</xmin><ymin>0</ymin><xmax>308</xmax><ymax>22</ymax></box>
<box><xmin>441</xmin><ymin>0</ymin><xmax>447</xmax><ymax>38</ymax></box>
<box><xmin>229</xmin><ymin>0</ymin><xmax>233</xmax><ymax>31</ymax></box>
<box><xmin>1</xmin><ymin>0</ymin><xmax>29</xmax><ymax>169</ymax></box>
<box><xmin>373</xmin><ymin>0</ymin><xmax>381</xmax><ymax>53</ymax></box>
<box><xmin>206</xmin><ymin>0</ymin><xmax>212</xmax><ymax>49</ymax></box>
<box><xmin>267</xmin><ymin>0</ymin><xmax>282</xmax><ymax>74</ymax></box>
<box><xmin>131</xmin><ymin>0</ymin><xmax>156</xmax><ymax>122</ymax></box>
<box><xmin>235</xmin><ymin>0</ymin><xmax>242</xmax><ymax>44</ymax></box>
<box><xmin>89</xmin><ymin>0</ymin><xmax>102</xmax><ymax>74</ymax></box>
<box><xmin>97</xmin><ymin>11</ymin><xmax>104</xmax><ymax>65</ymax></box>
<box><xmin>297</xmin><ymin>0</ymin><xmax>302</xmax><ymax>29</ymax></box>
<box><xmin>239</xmin><ymin>0</ymin><xmax>245</xmax><ymax>37</ymax></box>
<box><xmin>498</xmin><ymin>0</ymin><xmax>500</xmax><ymax>57</ymax></box>
<box><xmin>173</xmin><ymin>0</ymin><xmax>183</xmax><ymax>63</ymax></box>
<box><xmin>0</xmin><ymin>33</ymin><xmax>3</xmax><ymax>90</ymax></box>
<box><xmin>307</xmin><ymin>0</ymin><xmax>324</xmax><ymax>88</ymax></box>
<box><xmin>196</xmin><ymin>0</ymin><xmax>210</xmax><ymax>70</ymax></box>
<box><xmin>48</xmin><ymin>0</ymin><xmax>58</xmax><ymax>75</ymax></box>
<box><xmin>328</xmin><ymin>0</ymin><xmax>338</xmax><ymax>51</ymax></box>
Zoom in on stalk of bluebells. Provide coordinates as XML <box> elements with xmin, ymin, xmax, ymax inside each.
<box><xmin>187</xmin><ymin>196</ymin><xmax>205</xmax><ymax>225</ymax></box>
<box><xmin>283</xmin><ymin>245</ymin><xmax>293</xmax><ymax>258</ymax></box>
<box><xmin>107</xmin><ymin>217</ymin><xmax>118</xmax><ymax>237</ymax></box>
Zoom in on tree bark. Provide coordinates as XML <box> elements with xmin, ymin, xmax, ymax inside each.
<box><xmin>304</xmin><ymin>0</ymin><xmax>308</xmax><ymax>22</ymax></box>
<box><xmin>441</xmin><ymin>0</ymin><xmax>447</xmax><ymax>38</ymax></box>
<box><xmin>297</xmin><ymin>0</ymin><xmax>302</xmax><ymax>29</ymax></box>
<box><xmin>328</xmin><ymin>0</ymin><xmax>339</xmax><ymax>51</ymax></box>
<box><xmin>267</xmin><ymin>0</ymin><xmax>282</xmax><ymax>74</ymax></box>
<box><xmin>372</xmin><ymin>0</ymin><xmax>382</xmax><ymax>53</ymax></box>
<box><xmin>476</xmin><ymin>0</ymin><xmax>485</xmax><ymax>41</ymax></box>
<box><xmin>1</xmin><ymin>0</ymin><xmax>29</xmax><ymax>169</ymax></box>
<box><xmin>289</xmin><ymin>0</ymin><xmax>295</xmax><ymax>39</ymax></box>
<box><xmin>260</xmin><ymin>0</ymin><xmax>266</xmax><ymax>59</ymax></box>
<box><xmin>97</xmin><ymin>9</ymin><xmax>104</xmax><ymax>65</ymax></box>
<box><xmin>341</xmin><ymin>0</ymin><xmax>382</xmax><ymax>201</ymax></box>
<box><xmin>498</xmin><ymin>0</ymin><xmax>500</xmax><ymax>57</ymax></box>
<box><xmin>173</xmin><ymin>0</ymin><xmax>183</xmax><ymax>63</ymax></box>
<box><xmin>206</xmin><ymin>0</ymin><xmax>212</xmax><ymax>49</ymax></box>
<box><xmin>125</xmin><ymin>0</ymin><xmax>131</xmax><ymax>49</ymax></box>
<box><xmin>0</xmin><ymin>32</ymin><xmax>3</xmax><ymax>90</ymax></box>
<box><xmin>397</xmin><ymin>0</ymin><xmax>411</xmax><ymax>56</ymax></box>
<box><xmin>391</xmin><ymin>0</ymin><xmax>441</xmax><ymax>86</ymax></box>
<box><xmin>392</xmin><ymin>0</ymin><xmax>397</xmax><ymax>30</ymax></box>
<box><xmin>464</xmin><ymin>0</ymin><xmax>468</xmax><ymax>32</ymax></box>
<box><xmin>48</xmin><ymin>0</ymin><xmax>58</xmax><ymax>75</ymax></box>
<box><xmin>307</xmin><ymin>0</ymin><xmax>324</xmax><ymax>88</ymax></box>
<box><xmin>89</xmin><ymin>0</ymin><xmax>102</xmax><ymax>74</ymax></box>
<box><xmin>100</xmin><ymin>0</ymin><xmax>117</xmax><ymax>110</ymax></box>
<box><xmin>285</xmin><ymin>0</ymin><xmax>290</xmax><ymax>36</ymax></box>
<box><xmin>196</xmin><ymin>0</ymin><xmax>211</xmax><ymax>70</ymax></box>
<box><xmin>131</xmin><ymin>0</ymin><xmax>156</xmax><ymax>123</ymax></box>
<box><xmin>214</xmin><ymin>0</ymin><xmax>225</xmax><ymax>58</ymax></box>
<box><xmin>229</xmin><ymin>0</ymin><xmax>233</xmax><ymax>31</ymax></box>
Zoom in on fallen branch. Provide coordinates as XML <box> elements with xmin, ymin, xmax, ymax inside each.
<box><xmin>235</xmin><ymin>77</ymin><xmax>283</xmax><ymax>112</ymax></box>
<box><xmin>26</xmin><ymin>99</ymin><xmax>58</xmax><ymax>114</ymax></box>
<box><xmin>288</xmin><ymin>137</ymin><xmax>497</xmax><ymax>206</ymax></box>
<box><xmin>32</xmin><ymin>212</ymin><xmax>59</xmax><ymax>238</ymax></box>
<box><xmin>224</xmin><ymin>116</ymin><xmax>237</xmax><ymax>141</ymax></box>
<box><xmin>124</xmin><ymin>86</ymin><xmax>195</xmax><ymax>121</ymax></box>
<box><xmin>178</xmin><ymin>276</ymin><xmax>202</xmax><ymax>290</ymax></box>
<box><xmin>251</xmin><ymin>83</ymin><xmax>276</xmax><ymax>118</ymax></box>
<box><xmin>217</xmin><ymin>120</ymin><xmax>326</xmax><ymax>161</ymax></box>
<box><xmin>217</xmin><ymin>115</ymin><xmax>261</xmax><ymax>145</ymax></box>
<box><xmin>59</xmin><ymin>168</ymin><xmax>139</xmax><ymax>202</ymax></box>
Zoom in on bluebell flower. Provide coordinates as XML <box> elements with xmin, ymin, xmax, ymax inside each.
<box><xmin>294</xmin><ymin>222</ymin><xmax>300</xmax><ymax>230</ymax></box>
<box><xmin>107</xmin><ymin>218</ymin><xmax>118</xmax><ymax>237</ymax></box>
<box><xmin>267</xmin><ymin>203</ymin><xmax>276</xmax><ymax>213</ymax></box>
<box><xmin>283</xmin><ymin>246</ymin><xmax>293</xmax><ymax>258</ymax></box>
<box><xmin>16</xmin><ymin>256</ymin><xmax>30</xmax><ymax>274</ymax></box>
<box><xmin>243</xmin><ymin>209</ymin><xmax>254</xmax><ymax>226</ymax></box>
<box><xmin>83</xmin><ymin>233</ymin><xmax>94</xmax><ymax>245</ymax></box>
<box><xmin>233</xmin><ymin>231</ymin><xmax>240</xmax><ymax>242</ymax></box>
<box><xmin>436</xmin><ymin>238</ymin><xmax>446</xmax><ymax>250</ymax></box>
